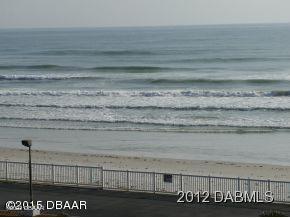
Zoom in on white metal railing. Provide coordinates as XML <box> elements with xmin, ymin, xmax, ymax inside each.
<box><xmin>0</xmin><ymin>160</ymin><xmax>290</xmax><ymax>202</ymax></box>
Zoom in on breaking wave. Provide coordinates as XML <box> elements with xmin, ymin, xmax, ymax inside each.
<box><xmin>0</xmin><ymin>116</ymin><xmax>288</xmax><ymax>129</ymax></box>
<box><xmin>143</xmin><ymin>78</ymin><xmax>290</xmax><ymax>85</ymax></box>
<box><xmin>0</xmin><ymin>103</ymin><xmax>290</xmax><ymax>112</ymax></box>
<box><xmin>0</xmin><ymin>74</ymin><xmax>104</xmax><ymax>81</ymax></box>
<box><xmin>0</xmin><ymin>90</ymin><xmax>289</xmax><ymax>97</ymax></box>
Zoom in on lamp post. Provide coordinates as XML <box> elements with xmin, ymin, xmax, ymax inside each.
<box><xmin>22</xmin><ymin>139</ymin><xmax>33</xmax><ymax>204</ymax></box>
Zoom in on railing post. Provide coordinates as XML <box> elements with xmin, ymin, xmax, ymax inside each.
<box><xmin>76</xmin><ymin>165</ymin><xmax>79</xmax><ymax>186</ymax></box>
<box><xmin>101</xmin><ymin>167</ymin><xmax>104</xmax><ymax>189</ymax></box>
<box><xmin>180</xmin><ymin>174</ymin><xmax>183</xmax><ymax>191</ymax></box>
<box><xmin>268</xmin><ymin>179</ymin><xmax>271</xmax><ymax>191</ymax></box>
<box><xmin>237</xmin><ymin>177</ymin><xmax>240</xmax><ymax>191</ymax></box>
<box><xmin>90</xmin><ymin>167</ymin><xmax>93</xmax><ymax>185</ymax></box>
<box><xmin>5</xmin><ymin>160</ymin><xmax>8</xmax><ymax>181</ymax></box>
<box><xmin>127</xmin><ymin>170</ymin><xmax>129</xmax><ymax>191</ymax></box>
<box><xmin>51</xmin><ymin>164</ymin><xmax>54</xmax><ymax>184</ymax></box>
<box><xmin>152</xmin><ymin>172</ymin><xmax>156</xmax><ymax>193</ymax></box>
<box><xmin>208</xmin><ymin>175</ymin><xmax>211</xmax><ymax>195</ymax></box>
<box><xmin>248</xmin><ymin>177</ymin><xmax>251</xmax><ymax>194</ymax></box>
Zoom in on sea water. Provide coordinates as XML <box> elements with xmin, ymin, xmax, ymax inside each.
<box><xmin>0</xmin><ymin>24</ymin><xmax>290</xmax><ymax>164</ymax></box>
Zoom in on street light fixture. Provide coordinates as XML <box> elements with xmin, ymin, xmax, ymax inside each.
<box><xmin>22</xmin><ymin>139</ymin><xmax>33</xmax><ymax>204</ymax></box>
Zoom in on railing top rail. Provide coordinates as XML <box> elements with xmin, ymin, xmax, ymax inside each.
<box><xmin>104</xmin><ymin>169</ymin><xmax>128</xmax><ymax>173</ymax></box>
<box><xmin>103</xmin><ymin>169</ymin><xmax>153</xmax><ymax>174</ymax></box>
<box><xmin>0</xmin><ymin>160</ymin><xmax>102</xmax><ymax>170</ymax></box>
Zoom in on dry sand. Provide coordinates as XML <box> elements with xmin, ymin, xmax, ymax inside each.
<box><xmin>0</xmin><ymin>147</ymin><xmax>290</xmax><ymax>181</ymax></box>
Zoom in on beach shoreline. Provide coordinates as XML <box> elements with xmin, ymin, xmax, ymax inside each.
<box><xmin>1</xmin><ymin>147</ymin><xmax>290</xmax><ymax>181</ymax></box>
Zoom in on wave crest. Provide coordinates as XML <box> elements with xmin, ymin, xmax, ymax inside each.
<box><xmin>0</xmin><ymin>74</ymin><xmax>105</xmax><ymax>81</ymax></box>
<box><xmin>145</xmin><ymin>78</ymin><xmax>289</xmax><ymax>85</ymax></box>
<box><xmin>0</xmin><ymin>116</ymin><xmax>288</xmax><ymax>129</ymax></box>
<box><xmin>35</xmin><ymin>49</ymin><xmax>154</xmax><ymax>56</ymax></box>
<box><xmin>0</xmin><ymin>103</ymin><xmax>290</xmax><ymax>112</ymax></box>
<box><xmin>0</xmin><ymin>90</ymin><xmax>290</xmax><ymax>97</ymax></box>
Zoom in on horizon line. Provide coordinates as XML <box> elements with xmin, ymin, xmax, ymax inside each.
<box><xmin>0</xmin><ymin>21</ymin><xmax>290</xmax><ymax>30</ymax></box>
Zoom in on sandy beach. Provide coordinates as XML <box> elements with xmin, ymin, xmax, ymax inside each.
<box><xmin>1</xmin><ymin>147</ymin><xmax>290</xmax><ymax>181</ymax></box>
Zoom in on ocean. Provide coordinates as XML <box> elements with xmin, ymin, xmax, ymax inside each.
<box><xmin>0</xmin><ymin>24</ymin><xmax>290</xmax><ymax>165</ymax></box>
